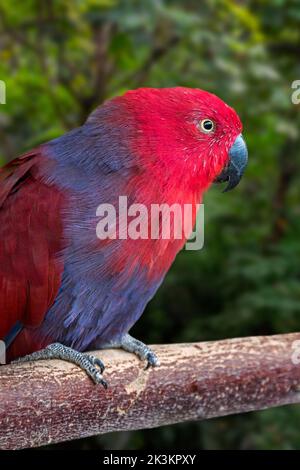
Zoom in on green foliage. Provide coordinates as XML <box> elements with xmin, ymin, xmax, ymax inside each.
<box><xmin>1</xmin><ymin>0</ymin><xmax>300</xmax><ymax>450</ymax></box>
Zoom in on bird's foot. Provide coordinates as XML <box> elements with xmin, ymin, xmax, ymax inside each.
<box><xmin>119</xmin><ymin>334</ymin><xmax>160</xmax><ymax>369</ymax></box>
<box><xmin>12</xmin><ymin>343</ymin><xmax>107</xmax><ymax>387</ymax></box>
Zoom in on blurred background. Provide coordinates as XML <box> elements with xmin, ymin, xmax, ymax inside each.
<box><xmin>0</xmin><ymin>0</ymin><xmax>300</xmax><ymax>450</ymax></box>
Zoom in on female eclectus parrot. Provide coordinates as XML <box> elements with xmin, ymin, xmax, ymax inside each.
<box><xmin>0</xmin><ymin>87</ymin><xmax>247</xmax><ymax>386</ymax></box>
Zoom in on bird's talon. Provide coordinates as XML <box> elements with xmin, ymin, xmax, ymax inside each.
<box><xmin>95</xmin><ymin>358</ymin><xmax>105</xmax><ymax>373</ymax></box>
<box><xmin>145</xmin><ymin>351</ymin><xmax>159</xmax><ymax>369</ymax></box>
<box><xmin>87</xmin><ymin>355</ymin><xmax>105</xmax><ymax>373</ymax></box>
<box><xmin>97</xmin><ymin>376</ymin><xmax>108</xmax><ymax>388</ymax></box>
<box><xmin>101</xmin><ymin>379</ymin><xmax>108</xmax><ymax>389</ymax></box>
<box><xmin>90</xmin><ymin>368</ymin><xmax>108</xmax><ymax>388</ymax></box>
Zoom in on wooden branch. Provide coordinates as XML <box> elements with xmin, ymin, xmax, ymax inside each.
<box><xmin>1</xmin><ymin>333</ymin><xmax>300</xmax><ymax>450</ymax></box>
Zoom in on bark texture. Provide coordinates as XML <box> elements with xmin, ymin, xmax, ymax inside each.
<box><xmin>1</xmin><ymin>333</ymin><xmax>300</xmax><ymax>450</ymax></box>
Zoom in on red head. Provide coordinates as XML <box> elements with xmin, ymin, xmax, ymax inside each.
<box><xmin>88</xmin><ymin>87</ymin><xmax>247</xmax><ymax>200</ymax></box>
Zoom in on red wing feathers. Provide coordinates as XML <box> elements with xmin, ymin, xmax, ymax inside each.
<box><xmin>0</xmin><ymin>149</ymin><xmax>64</xmax><ymax>339</ymax></box>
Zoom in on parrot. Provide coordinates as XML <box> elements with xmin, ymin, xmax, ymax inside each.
<box><xmin>0</xmin><ymin>87</ymin><xmax>248</xmax><ymax>386</ymax></box>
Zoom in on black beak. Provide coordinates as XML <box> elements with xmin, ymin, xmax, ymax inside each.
<box><xmin>214</xmin><ymin>134</ymin><xmax>248</xmax><ymax>192</ymax></box>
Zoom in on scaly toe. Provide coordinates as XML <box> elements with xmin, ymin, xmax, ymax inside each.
<box><xmin>89</xmin><ymin>367</ymin><xmax>108</xmax><ymax>388</ymax></box>
<box><xmin>86</xmin><ymin>354</ymin><xmax>105</xmax><ymax>373</ymax></box>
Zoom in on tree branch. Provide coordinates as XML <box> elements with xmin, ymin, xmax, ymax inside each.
<box><xmin>1</xmin><ymin>333</ymin><xmax>300</xmax><ymax>450</ymax></box>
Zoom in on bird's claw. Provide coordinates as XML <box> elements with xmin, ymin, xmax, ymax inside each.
<box><xmin>90</xmin><ymin>369</ymin><xmax>108</xmax><ymax>388</ymax></box>
<box><xmin>13</xmin><ymin>343</ymin><xmax>108</xmax><ymax>388</ymax></box>
<box><xmin>85</xmin><ymin>354</ymin><xmax>105</xmax><ymax>374</ymax></box>
<box><xmin>83</xmin><ymin>353</ymin><xmax>107</xmax><ymax>387</ymax></box>
<box><xmin>145</xmin><ymin>351</ymin><xmax>160</xmax><ymax>370</ymax></box>
<box><xmin>117</xmin><ymin>334</ymin><xmax>160</xmax><ymax>370</ymax></box>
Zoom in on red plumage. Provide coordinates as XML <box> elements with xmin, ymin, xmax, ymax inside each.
<box><xmin>0</xmin><ymin>149</ymin><xmax>64</xmax><ymax>347</ymax></box>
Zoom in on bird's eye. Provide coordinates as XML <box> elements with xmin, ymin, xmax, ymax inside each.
<box><xmin>199</xmin><ymin>119</ymin><xmax>215</xmax><ymax>133</ymax></box>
